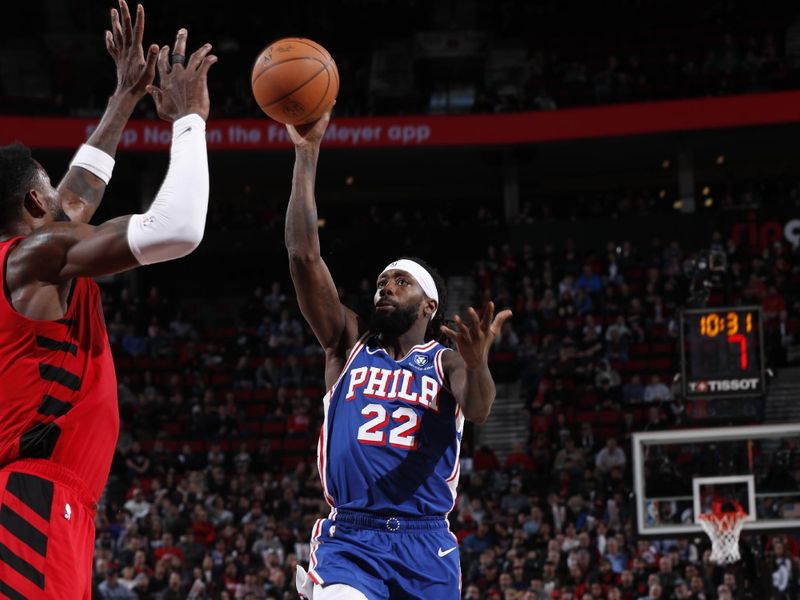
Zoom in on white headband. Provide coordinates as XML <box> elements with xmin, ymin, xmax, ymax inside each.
<box><xmin>379</xmin><ymin>259</ymin><xmax>439</xmax><ymax>318</ymax></box>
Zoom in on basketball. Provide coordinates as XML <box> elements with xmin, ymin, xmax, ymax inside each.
<box><xmin>251</xmin><ymin>37</ymin><xmax>339</xmax><ymax>126</ymax></box>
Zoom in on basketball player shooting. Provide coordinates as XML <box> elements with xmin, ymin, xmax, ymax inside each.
<box><xmin>0</xmin><ymin>3</ymin><xmax>216</xmax><ymax>597</ymax></box>
<box><xmin>286</xmin><ymin>111</ymin><xmax>511</xmax><ymax>600</ymax></box>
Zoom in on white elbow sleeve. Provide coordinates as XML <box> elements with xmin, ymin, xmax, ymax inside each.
<box><xmin>126</xmin><ymin>114</ymin><xmax>209</xmax><ymax>265</ymax></box>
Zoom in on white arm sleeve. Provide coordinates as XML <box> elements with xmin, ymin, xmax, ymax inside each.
<box><xmin>126</xmin><ymin>114</ymin><xmax>209</xmax><ymax>265</ymax></box>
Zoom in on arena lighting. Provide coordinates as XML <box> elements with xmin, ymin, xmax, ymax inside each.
<box><xmin>662</xmin><ymin>159</ymin><xmax>671</xmax><ymax>169</ymax></box>
<box><xmin>345</xmin><ymin>175</ymin><xmax>355</xmax><ymax>185</ymax></box>
<box><xmin>716</xmin><ymin>155</ymin><xmax>726</xmax><ymax>164</ymax></box>
<box><xmin>702</xmin><ymin>186</ymin><xmax>711</xmax><ymax>195</ymax></box>
<box><xmin>317</xmin><ymin>218</ymin><xmax>327</xmax><ymax>227</ymax></box>
<box><xmin>658</xmin><ymin>189</ymin><xmax>667</xmax><ymax>199</ymax></box>
<box><xmin>673</xmin><ymin>200</ymin><xmax>684</xmax><ymax>210</ymax></box>
<box><xmin>705</xmin><ymin>197</ymin><xmax>714</xmax><ymax>207</ymax></box>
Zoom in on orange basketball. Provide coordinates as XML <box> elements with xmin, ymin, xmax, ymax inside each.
<box><xmin>251</xmin><ymin>37</ymin><xmax>339</xmax><ymax>126</ymax></box>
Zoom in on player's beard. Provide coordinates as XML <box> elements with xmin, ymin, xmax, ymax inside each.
<box><xmin>370</xmin><ymin>300</ymin><xmax>420</xmax><ymax>337</ymax></box>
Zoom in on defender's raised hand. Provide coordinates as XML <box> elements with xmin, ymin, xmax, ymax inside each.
<box><xmin>105</xmin><ymin>0</ymin><xmax>159</xmax><ymax>100</ymax></box>
<box><xmin>441</xmin><ymin>301</ymin><xmax>513</xmax><ymax>369</ymax></box>
<box><xmin>146</xmin><ymin>28</ymin><xmax>218</xmax><ymax>122</ymax></box>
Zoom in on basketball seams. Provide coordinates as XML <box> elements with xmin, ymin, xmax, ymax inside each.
<box><xmin>255</xmin><ymin>37</ymin><xmax>332</xmax><ymax>64</ymax></box>
<box><xmin>261</xmin><ymin>61</ymin><xmax>329</xmax><ymax>110</ymax></box>
<box><xmin>290</xmin><ymin>38</ymin><xmax>333</xmax><ymax>60</ymax></box>
<box><xmin>251</xmin><ymin>56</ymin><xmax>326</xmax><ymax>87</ymax></box>
<box><xmin>250</xmin><ymin>37</ymin><xmax>332</xmax><ymax>85</ymax></box>
<box><xmin>299</xmin><ymin>61</ymin><xmax>334</xmax><ymax>121</ymax></box>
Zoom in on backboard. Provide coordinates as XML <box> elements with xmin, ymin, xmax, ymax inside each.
<box><xmin>633</xmin><ymin>424</ymin><xmax>800</xmax><ymax>536</ymax></box>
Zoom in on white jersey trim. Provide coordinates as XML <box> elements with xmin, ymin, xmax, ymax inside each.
<box><xmin>318</xmin><ymin>333</ymin><xmax>370</xmax><ymax>508</ymax></box>
<box><xmin>434</xmin><ymin>347</ymin><xmax>453</xmax><ymax>392</ymax></box>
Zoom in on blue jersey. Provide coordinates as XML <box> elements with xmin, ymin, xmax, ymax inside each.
<box><xmin>317</xmin><ymin>334</ymin><xmax>464</xmax><ymax>517</ymax></box>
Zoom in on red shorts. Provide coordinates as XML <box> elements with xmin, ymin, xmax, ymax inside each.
<box><xmin>0</xmin><ymin>459</ymin><xmax>97</xmax><ymax>599</ymax></box>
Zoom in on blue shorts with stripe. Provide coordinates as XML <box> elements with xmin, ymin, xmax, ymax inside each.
<box><xmin>307</xmin><ymin>511</ymin><xmax>461</xmax><ymax>600</ymax></box>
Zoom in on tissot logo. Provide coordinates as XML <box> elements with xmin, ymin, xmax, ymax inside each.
<box><xmin>689</xmin><ymin>378</ymin><xmax>760</xmax><ymax>393</ymax></box>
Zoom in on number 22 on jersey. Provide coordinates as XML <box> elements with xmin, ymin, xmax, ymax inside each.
<box><xmin>357</xmin><ymin>404</ymin><xmax>421</xmax><ymax>450</ymax></box>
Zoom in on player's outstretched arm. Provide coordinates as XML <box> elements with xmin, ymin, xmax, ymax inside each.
<box><xmin>59</xmin><ymin>0</ymin><xmax>159</xmax><ymax>224</ymax></box>
<box><xmin>441</xmin><ymin>302</ymin><xmax>512</xmax><ymax>424</ymax></box>
<box><xmin>7</xmin><ymin>30</ymin><xmax>217</xmax><ymax>289</ymax></box>
<box><xmin>285</xmin><ymin>111</ymin><xmax>360</xmax><ymax>353</ymax></box>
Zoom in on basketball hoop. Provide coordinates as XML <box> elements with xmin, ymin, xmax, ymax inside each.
<box><xmin>697</xmin><ymin>500</ymin><xmax>747</xmax><ymax>564</ymax></box>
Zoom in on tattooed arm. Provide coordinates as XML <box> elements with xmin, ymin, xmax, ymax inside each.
<box><xmin>284</xmin><ymin>111</ymin><xmax>361</xmax><ymax>386</ymax></box>
<box><xmin>59</xmin><ymin>0</ymin><xmax>158</xmax><ymax>223</ymax></box>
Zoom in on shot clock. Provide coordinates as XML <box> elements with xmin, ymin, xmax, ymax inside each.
<box><xmin>680</xmin><ymin>306</ymin><xmax>765</xmax><ymax>398</ymax></box>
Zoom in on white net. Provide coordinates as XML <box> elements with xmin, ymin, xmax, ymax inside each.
<box><xmin>698</xmin><ymin>511</ymin><xmax>747</xmax><ymax>564</ymax></box>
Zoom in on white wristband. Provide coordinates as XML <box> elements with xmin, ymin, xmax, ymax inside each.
<box><xmin>69</xmin><ymin>144</ymin><xmax>115</xmax><ymax>184</ymax></box>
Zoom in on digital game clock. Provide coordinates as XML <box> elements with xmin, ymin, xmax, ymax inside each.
<box><xmin>679</xmin><ymin>306</ymin><xmax>765</xmax><ymax>398</ymax></box>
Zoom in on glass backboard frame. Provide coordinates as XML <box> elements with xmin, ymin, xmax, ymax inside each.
<box><xmin>634</xmin><ymin>424</ymin><xmax>800</xmax><ymax>536</ymax></box>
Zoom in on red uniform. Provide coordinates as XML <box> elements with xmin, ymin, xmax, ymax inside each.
<box><xmin>0</xmin><ymin>237</ymin><xmax>119</xmax><ymax>599</ymax></box>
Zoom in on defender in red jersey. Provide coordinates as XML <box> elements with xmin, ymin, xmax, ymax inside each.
<box><xmin>0</xmin><ymin>3</ymin><xmax>217</xmax><ymax>597</ymax></box>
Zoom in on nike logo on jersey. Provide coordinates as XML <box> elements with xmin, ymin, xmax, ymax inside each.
<box><xmin>438</xmin><ymin>547</ymin><xmax>457</xmax><ymax>557</ymax></box>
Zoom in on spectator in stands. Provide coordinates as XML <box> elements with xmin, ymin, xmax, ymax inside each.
<box><xmin>644</xmin><ymin>375</ymin><xmax>672</xmax><ymax>403</ymax></box>
<box><xmin>618</xmin><ymin>569</ymin><xmax>638</xmax><ymax>598</ymax></box>
<box><xmin>643</xmin><ymin>406</ymin><xmax>668</xmax><ymax>432</ymax></box>
<box><xmin>688</xmin><ymin>574</ymin><xmax>707</xmax><ymax>599</ymax></box>
<box><xmin>99</xmin><ymin>568</ymin><xmax>136</xmax><ymax>600</ymax></box>
<box><xmin>606</xmin><ymin>327</ymin><xmax>631</xmax><ymax>362</ymax></box>
<box><xmin>156</xmin><ymin>571</ymin><xmax>185</xmax><ymax>600</ymax></box>
<box><xmin>714</xmin><ymin>584</ymin><xmax>732</xmax><ymax>600</ymax></box>
<box><xmin>505</xmin><ymin>441</ymin><xmax>535</xmax><ymax>473</ymax></box>
<box><xmin>596</xmin><ymin>360</ymin><xmax>623</xmax><ymax>404</ymax></box>
<box><xmin>577</xmin><ymin>263</ymin><xmax>604</xmax><ymax>297</ymax></box>
<box><xmin>618</xmin><ymin>411</ymin><xmax>637</xmax><ymax>446</ymax></box>
<box><xmin>656</xmin><ymin>556</ymin><xmax>680</xmax><ymax>597</ymax></box>
<box><xmin>232</xmin><ymin>355</ymin><xmax>254</xmax><ymax>390</ymax></box>
<box><xmin>464</xmin><ymin>583</ymin><xmax>481</xmax><ymax>600</ymax></box>
<box><xmin>554</xmin><ymin>438</ymin><xmax>586</xmax><ymax>477</ymax></box>
<box><xmin>762</xmin><ymin>282</ymin><xmax>787</xmax><ymax>320</ymax></box>
<box><xmin>668</xmin><ymin>393</ymin><xmax>687</xmax><ymax>426</ymax></box>
<box><xmin>474</xmin><ymin>445</ymin><xmax>502</xmax><ymax>472</ymax></box>
<box><xmin>124</xmin><ymin>488</ymin><xmax>151</xmax><ymax>522</ymax></box>
<box><xmin>539</xmin><ymin>289</ymin><xmax>558</xmax><ymax>319</ymax></box>
<box><xmin>463</xmin><ymin>521</ymin><xmax>494</xmax><ymax>556</ymax></box>
<box><xmin>154</xmin><ymin>533</ymin><xmax>185</xmax><ymax>566</ymax></box>
<box><xmin>579</xmin><ymin>422</ymin><xmax>600</xmax><ymax>455</ymax></box>
<box><xmin>125</xmin><ymin>440</ymin><xmax>151</xmax><ymax>478</ymax></box>
<box><xmin>595</xmin><ymin>438</ymin><xmax>627</xmax><ymax>474</ymax></box>
<box><xmin>605</xmin><ymin>537</ymin><xmax>628</xmax><ymax>574</ymax></box>
<box><xmin>622</xmin><ymin>375</ymin><xmax>645</xmax><ymax>403</ymax></box>
<box><xmin>279</xmin><ymin>354</ymin><xmax>304</xmax><ymax>387</ymax></box>
<box><xmin>264</xmin><ymin>281</ymin><xmax>287</xmax><ymax>316</ymax></box>
<box><xmin>495</xmin><ymin>320</ymin><xmax>521</xmax><ymax>351</ymax></box>
<box><xmin>168</xmin><ymin>310</ymin><xmax>198</xmax><ymax>341</ymax></box>
<box><xmin>606</xmin><ymin>316</ymin><xmax>632</xmax><ymax>343</ymax></box>
<box><xmin>638</xmin><ymin>581</ymin><xmax>664</xmax><ymax>599</ymax></box>
<box><xmin>770</xmin><ymin>539</ymin><xmax>792</xmax><ymax>599</ymax></box>
<box><xmin>549</xmin><ymin>412</ymin><xmax>573</xmax><ymax>448</ymax></box>
<box><xmin>501</xmin><ymin>480</ymin><xmax>531</xmax><ymax>514</ymax></box>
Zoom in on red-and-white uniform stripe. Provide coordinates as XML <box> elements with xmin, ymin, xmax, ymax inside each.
<box><xmin>317</xmin><ymin>334</ymin><xmax>370</xmax><ymax>508</ymax></box>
